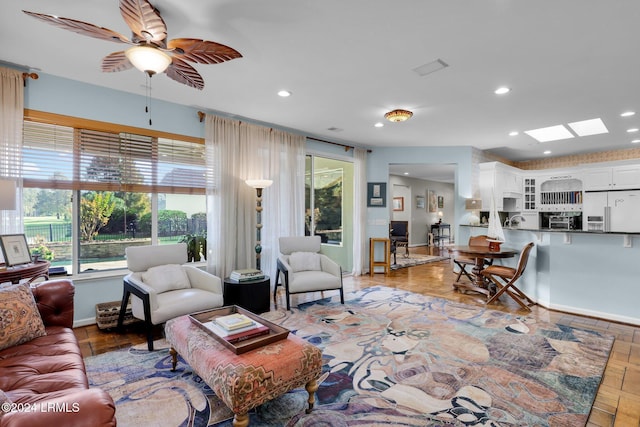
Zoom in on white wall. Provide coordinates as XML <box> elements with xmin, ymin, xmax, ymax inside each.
<box><xmin>390</xmin><ymin>175</ymin><xmax>455</xmax><ymax>245</ymax></box>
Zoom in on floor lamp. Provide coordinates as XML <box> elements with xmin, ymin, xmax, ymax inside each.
<box><xmin>245</xmin><ymin>179</ymin><xmax>273</xmax><ymax>271</ymax></box>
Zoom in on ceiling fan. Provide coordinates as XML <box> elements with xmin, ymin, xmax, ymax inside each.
<box><xmin>23</xmin><ymin>0</ymin><xmax>242</xmax><ymax>90</ymax></box>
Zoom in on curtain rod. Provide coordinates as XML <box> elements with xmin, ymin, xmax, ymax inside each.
<box><xmin>307</xmin><ymin>136</ymin><xmax>371</xmax><ymax>153</ymax></box>
<box><xmin>22</xmin><ymin>72</ymin><xmax>38</xmax><ymax>86</ymax></box>
<box><xmin>197</xmin><ymin>111</ymin><xmax>370</xmax><ymax>153</ymax></box>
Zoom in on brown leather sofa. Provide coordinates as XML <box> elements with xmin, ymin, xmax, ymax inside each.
<box><xmin>0</xmin><ymin>279</ymin><xmax>116</xmax><ymax>427</ymax></box>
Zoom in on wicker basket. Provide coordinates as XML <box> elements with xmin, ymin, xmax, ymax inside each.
<box><xmin>96</xmin><ymin>299</ymin><xmax>139</xmax><ymax>330</ymax></box>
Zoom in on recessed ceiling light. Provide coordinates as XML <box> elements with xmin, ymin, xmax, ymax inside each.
<box><xmin>627</xmin><ymin>128</ymin><xmax>639</xmax><ymax>133</ymax></box>
<box><xmin>621</xmin><ymin>111</ymin><xmax>636</xmax><ymax>117</ymax></box>
<box><xmin>374</xmin><ymin>122</ymin><xmax>384</xmax><ymax>128</ymax></box>
<box><xmin>567</xmin><ymin>118</ymin><xmax>608</xmax><ymax>137</ymax></box>
<box><xmin>403</xmin><ymin>172</ymin><xmax>409</xmax><ymax>175</ymax></box>
<box><xmin>277</xmin><ymin>90</ymin><xmax>291</xmax><ymax>97</ymax></box>
<box><xmin>543</xmin><ymin>150</ymin><xmax>552</xmax><ymax>155</ymax></box>
<box><xmin>509</xmin><ymin>131</ymin><xmax>519</xmax><ymax>136</ymax></box>
<box><xmin>494</xmin><ymin>87</ymin><xmax>510</xmax><ymax>95</ymax></box>
<box><xmin>524</xmin><ymin>125</ymin><xmax>574</xmax><ymax>143</ymax></box>
<box><xmin>631</xmin><ymin>139</ymin><xmax>640</xmax><ymax>144</ymax></box>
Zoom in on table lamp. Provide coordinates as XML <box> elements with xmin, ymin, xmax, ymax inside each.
<box><xmin>465</xmin><ymin>198</ymin><xmax>482</xmax><ymax>226</ymax></box>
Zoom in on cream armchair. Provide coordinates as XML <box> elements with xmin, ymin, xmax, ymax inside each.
<box><xmin>117</xmin><ymin>243</ymin><xmax>223</xmax><ymax>350</ymax></box>
<box><xmin>275</xmin><ymin>236</ymin><xmax>344</xmax><ymax>310</ymax></box>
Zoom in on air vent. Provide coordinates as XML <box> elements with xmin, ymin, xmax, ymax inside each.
<box><xmin>327</xmin><ymin>127</ymin><xmax>343</xmax><ymax>132</ymax></box>
<box><xmin>412</xmin><ymin>59</ymin><xmax>449</xmax><ymax>77</ymax></box>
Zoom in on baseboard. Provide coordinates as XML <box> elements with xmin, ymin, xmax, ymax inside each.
<box><xmin>74</xmin><ymin>317</ymin><xmax>97</xmax><ymax>328</ymax></box>
<box><xmin>546</xmin><ymin>303</ymin><xmax>640</xmax><ymax>326</ymax></box>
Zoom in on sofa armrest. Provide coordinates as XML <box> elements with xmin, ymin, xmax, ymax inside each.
<box><xmin>31</xmin><ymin>279</ymin><xmax>75</xmax><ymax>329</ymax></box>
<box><xmin>183</xmin><ymin>266</ymin><xmax>222</xmax><ymax>294</ymax></box>
<box><xmin>320</xmin><ymin>255</ymin><xmax>342</xmax><ymax>278</ymax></box>
<box><xmin>123</xmin><ymin>274</ymin><xmax>159</xmax><ymax>311</ymax></box>
<box><xmin>1</xmin><ymin>388</ymin><xmax>116</xmax><ymax>427</ymax></box>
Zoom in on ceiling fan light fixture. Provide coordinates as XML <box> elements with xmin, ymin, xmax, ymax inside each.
<box><xmin>125</xmin><ymin>45</ymin><xmax>171</xmax><ymax>75</ymax></box>
<box><xmin>385</xmin><ymin>109</ymin><xmax>413</xmax><ymax>122</ymax></box>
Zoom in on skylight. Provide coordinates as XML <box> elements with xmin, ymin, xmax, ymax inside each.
<box><xmin>524</xmin><ymin>125</ymin><xmax>574</xmax><ymax>143</ymax></box>
<box><xmin>567</xmin><ymin>118</ymin><xmax>608</xmax><ymax>137</ymax></box>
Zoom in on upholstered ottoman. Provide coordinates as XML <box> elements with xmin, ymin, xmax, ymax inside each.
<box><xmin>165</xmin><ymin>315</ymin><xmax>322</xmax><ymax>427</ymax></box>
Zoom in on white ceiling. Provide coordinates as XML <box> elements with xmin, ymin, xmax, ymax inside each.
<box><xmin>2</xmin><ymin>0</ymin><xmax>640</xmax><ymax>167</ymax></box>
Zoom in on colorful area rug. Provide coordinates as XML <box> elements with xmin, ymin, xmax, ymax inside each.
<box><xmin>85</xmin><ymin>286</ymin><xmax>614</xmax><ymax>426</ymax></box>
<box><xmin>390</xmin><ymin>253</ymin><xmax>449</xmax><ymax>270</ymax></box>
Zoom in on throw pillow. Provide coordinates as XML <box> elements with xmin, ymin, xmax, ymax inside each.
<box><xmin>289</xmin><ymin>251</ymin><xmax>322</xmax><ymax>272</ymax></box>
<box><xmin>142</xmin><ymin>264</ymin><xmax>190</xmax><ymax>294</ymax></box>
<box><xmin>0</xmin><ymin>283</ymin><xmax>47</xmax><ymax>352</ymax></box>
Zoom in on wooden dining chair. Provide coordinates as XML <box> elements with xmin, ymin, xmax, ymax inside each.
<box><xmin>453</xmin><ymin>235</ymin><xmax>492</xmax><ymax>283</ymax></box>
<box><xmin>481</xmin><ymin>242</ymin><xmax>535</xmax><ymax>310</ymax></box>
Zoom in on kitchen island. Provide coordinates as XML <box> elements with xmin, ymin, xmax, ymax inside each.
<box><xmin>459</xmin><ymin>225</ymin><xmax>640</xmax><ymax>325</ymax></box>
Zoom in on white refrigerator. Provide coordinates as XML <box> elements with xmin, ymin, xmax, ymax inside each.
<box><xmin>583</xmin><ymin>190</ymin><xmax>640</xmax><ymax>232</ymax></box>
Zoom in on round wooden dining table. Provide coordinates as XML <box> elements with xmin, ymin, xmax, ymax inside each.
<box><xmin>451</xmin><ymin>245</ymin><xmax>518</xmax><ymax>299</ymax></box>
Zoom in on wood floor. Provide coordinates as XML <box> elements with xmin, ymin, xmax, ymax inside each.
<box><xmin>74</xmin><ymin>246</ymin><xmax>640</xmax><ymax>427</ymax></box>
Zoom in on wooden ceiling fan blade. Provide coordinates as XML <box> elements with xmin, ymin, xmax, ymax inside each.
<box><xmin>165</xmin><ymin>58</ymin><xmax>204</xmax><ymax>90</ymax></box>
<box><xmin>120</xmin><ymin>0</ymin><xmax>167</xmax><ymax>44</ymax></box>
<box><xmin>102</xmin><ymin>51</ymin><xmax>133</xmax><ymax>73</ymax></box>
<box><xmin>168</xmin><ymin>38</ymin><xmax>242</xmax><ymax>64</ymax></box>
<box><xmin>23</xmin><ymin>10</ymin><xmax>132</xmax><ymax>44</ymax></box>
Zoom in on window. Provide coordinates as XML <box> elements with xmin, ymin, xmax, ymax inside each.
<box><xmin>305</xmin><ymin>155</ymin><xmax>344</xmax><ymax>245</ymax></box>
<box><xmin>22</xmin><ymin>111</ymin><xmax>207</xmax><ymax>273</ymax></box>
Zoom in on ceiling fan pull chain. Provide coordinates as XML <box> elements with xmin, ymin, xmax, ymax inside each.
<box><xmin>146</xmin><ymin>73</ymin><xmax>152</xmax><ymax>126</ymax></box>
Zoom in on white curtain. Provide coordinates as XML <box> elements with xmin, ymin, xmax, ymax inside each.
<box><xmin>0</xmin><ymin>67</ymin><xmax>23</xmax><ymax>235</ymax></box>
<box><xmin>205</xmin><ymin>115</ymin><xmax>305</xmax><ymax>280</ymax></box>
<box><xmin>352</xmin><ymin>147</ymin><xmax>368</xmax><ymax>275</ymax></box>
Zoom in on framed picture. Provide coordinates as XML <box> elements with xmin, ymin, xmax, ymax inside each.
<box><xmin>367</xmin><ymin>182</ymin><xmax>387</xmax><ymax>207</ymax></box>
<box><xmin>438</xmin><ymin>195</ymin><xmax>444</xmax><ymax>209</ymax></box>
<box><xmin>416</xmin><ymin>195</ymin><xmax>425</xmax><ymax>209</ymax></box>
<box><xmin>428</xmin><ymin>190</ymin><xmax>437</xmax><ymax>212</ymax></box>
<box><xmin>0</xmin><ymin>234</ymin><xmax>32</xmax><ymax>266</ymax></box>
<box><xmin>393</xmin><ymin>197</ymin><xmax>404</xmax><ymax>211</ymax></box>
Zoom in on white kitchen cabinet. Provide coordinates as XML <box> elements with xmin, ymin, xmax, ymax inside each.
<box><xmin>523</xmin><ymin>177</ymin><xmax>536</xmax><ymax>211</ymax></box>
<box><xmin>479</xmin><ymin>162</ymin><xmax>523</xmax><ymax>211</ymax></box>
<box><xmin>583</xmin><ymin>165</ymin><xmax>640</xmax><ymax>191</ymax></box>
<box><xmin>583</xmin><ymin>168</ymin><xmax>612</xmax><ymax>191</ymax></box>
<box><xmin>612</xmin><ymin>165</ymin><xmax>640</xmax><ymax>189</ymax></box>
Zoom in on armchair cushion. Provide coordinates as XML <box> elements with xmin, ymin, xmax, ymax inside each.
<box><xmin>0</xmin><ymin>283</ymin><xmax>46</xmax><ymax>351</ymax></box>
<box><xmin>142</xmin><ymin>264</ymin><xmax>190</xmax><ymax>293</ymax></box>
<box><xmin>289</xmin><ymin>251</ymin><xmax>321</xmax><ymax>272</ymax></box>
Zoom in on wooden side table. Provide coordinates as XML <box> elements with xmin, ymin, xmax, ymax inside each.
<box><xmin>223</xmin><ymin>275</ymin><xmax>271</xmax><ymax>314</ymax></box>
<box><xmin>0</xmin><ymin>260</ymin><xmax>50</xmax><ymax>285</ymax></box>
<box><xmin>369</xmin><ymin>237</ymin><xmax>390</xmax><ymax>276</ymax></box>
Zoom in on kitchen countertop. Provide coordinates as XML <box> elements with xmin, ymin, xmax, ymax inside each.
<box><xmin>461</xmin><ymin>224</ymin><xmax>640</xmax><ymax>235</ymax></box>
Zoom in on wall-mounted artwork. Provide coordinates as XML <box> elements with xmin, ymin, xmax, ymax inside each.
<box><xmin>416</xmin><ymin>195</ymin><xmax>425</xmax><ymax>209</ymax></box>
<box><xmin>438</xmin><ymin>195</ymin><xmax>444</xmax><ymax>209</ymax></box>
<box><xmin>428</xmin><ymin>190</ymin><xmax>437</xmax><ymax>212</ymax></box>
<box><xmin>367</xmin><ymin>182</ymin><xmax>386</xmax><ymax>207</ymax></box>
<box><xmin>393</xmin><ymin>197</ymin><xmax>404</xmax><ymax>211</ymax></box>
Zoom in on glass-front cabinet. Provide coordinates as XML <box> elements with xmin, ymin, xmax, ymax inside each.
<box><xmin>524</xmin><ymin>178</ymin><xmax>536</xmax><ymax>211</ymax></box>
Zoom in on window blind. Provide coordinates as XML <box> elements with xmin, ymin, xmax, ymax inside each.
<box><xmin>22</xmin><ymin>120</ymin><xmax>206</xmax><ymax>194</ymax></box>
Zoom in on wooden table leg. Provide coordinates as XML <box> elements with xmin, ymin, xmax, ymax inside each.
<box><xmin>305</xmin><ymin>379</ymin><xmax>319</xmax><ymax>414</ymax></box>
<box><xmin>233</xmin><ymin>412</ymin><xmax>249</xmax><ymax>427</ymax></box>
<box><xmin>169</xmin><ymin>347</ymin><xmax>178</xmax><ymax>371</ymax></box>
<box><xmin>452</xmin><ymin>257</ymin><xmax>491</xmax><ymax>299</ymax></box>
